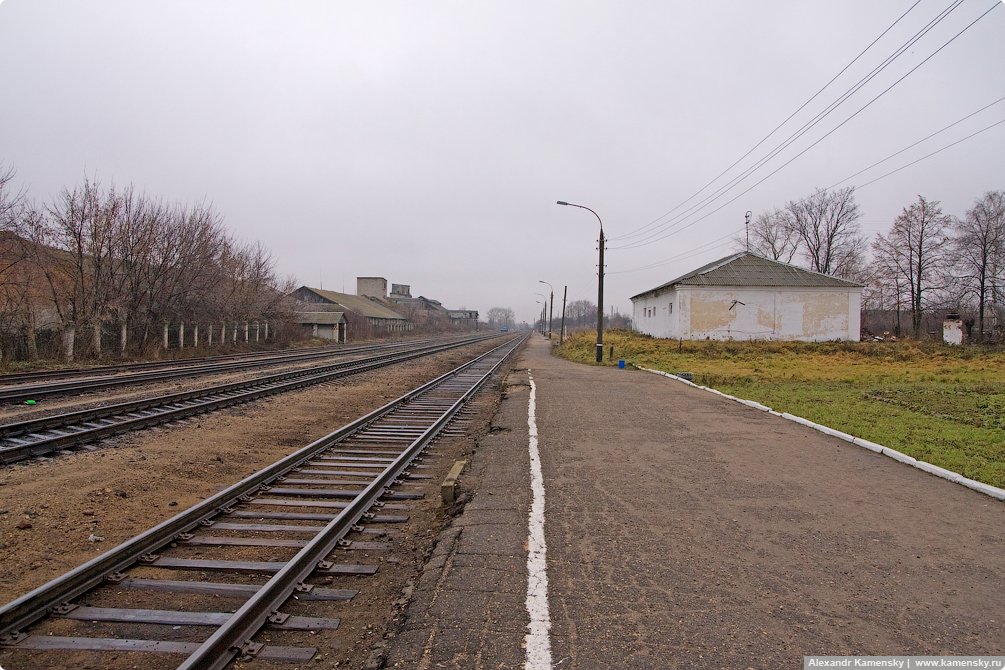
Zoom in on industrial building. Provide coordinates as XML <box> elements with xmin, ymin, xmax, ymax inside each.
<box><xmin>291</xmin><ymin>285</ymin><xmax>412</xmax><ymax>336</ymax></box>
<box><xmin>631</xmin><ymin>252</ymin><xmax>863</xmax><ymax>342</ymax></box>
<box><xmin>295</xmin><ymin>311</ymin><xmax>348</xmax><ymax>343</ymax></box>
<box><xmin>291</xmin><ymin>277</ymin><xmax>477</xmax><ymax>339</ymax></box>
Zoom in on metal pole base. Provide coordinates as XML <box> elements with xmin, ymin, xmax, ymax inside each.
<box><xmin>596</xmin><ymin>344</ymin><xmax>603</xmax><ymax>363</ymax></box>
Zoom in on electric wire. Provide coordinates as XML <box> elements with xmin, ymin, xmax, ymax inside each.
<box><xmin>610</xmin><ymin>0</ymin><xmax>928</xmax><ymax>242</ymax></box>
<box><xmin>853</xmin><ymin>117</ymin><xmax>1005</xmax><ymax>190</ymax></box>
<box><xmin>608</xmin><ymin>229</ymin><xmax>744</xmax><ymax>276</ymax></box>
<box><xmin>613</xmin><ymin>0</ymin><xmax>981</xmax><ymax>249</ymax></box>
<box><xmin>618</xmin><ymin>0</ymin><xmax>965</xmax><ymax>245</ymax></box>
<box><xmin>611</xmin><ymin>1</ymin><xmax>1002</xmax><ymax>252</ymax></box>
<box><xmin>606</xmin><ymin>111</ymin><xmax>1004</xmax><ymax>278</ymax></box>
<box><xmin>823</xmin><ymin>94</ymin><xmax>1005</xmax><ymax>189</ymax></box>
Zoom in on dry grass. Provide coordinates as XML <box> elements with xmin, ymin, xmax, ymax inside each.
<box><xmin>556</xmin><ymin>330</ymin><xmax>1005</xmax><ymax>488</ymax></box>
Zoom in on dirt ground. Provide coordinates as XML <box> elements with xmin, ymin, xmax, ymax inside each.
<box><xmin>0</xmin><ymin>338</ymin><xmax>511</xmax><ymax>670</ymax></box>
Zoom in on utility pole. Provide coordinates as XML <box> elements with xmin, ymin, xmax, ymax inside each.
<box><xmin>745</xmin><ymin>211</ymin><xmax>751</xmax><ymax>252</ymax></box>
<box><xmin>539</xmin><ymin>280</ymin><xmax>554</xmax><ymax>339</ymax></box>
<box><xmin>549</xmin><ymin>292</ymin><xmax>554</xmax><ymax>339</ymax></box>
<box><xmin>597</xmin><ymin>226</ymin><xmax>605</xmax><ymax>362</ymax></box>
<box><xmin>560</xmin><ymin>285</ymin><xmax>567</xmax><ymax>344</ymax></box>
<box><xmin>556</xmin><ymin>201</ymin><xmax>605</xmax><ymax>362</ymax></box>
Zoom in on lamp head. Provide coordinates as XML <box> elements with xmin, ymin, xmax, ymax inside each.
<box><xmin>556</xmin><ymin>201</ymin><xmax>568</xmax><ymax>206</ymax></box>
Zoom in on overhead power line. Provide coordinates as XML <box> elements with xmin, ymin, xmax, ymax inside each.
<box><xmin>611</xmin><ymin>1</ymin><xmax>1002</xmax><ymax>251</ymax></box>
<box><xmin>618</xmin><ymin>0</ymin><xmax>966</xmax><ymax>246</ymax></box>
<box><xmin>608</xmin><ymin>228</ymin><xmax>743</xmax><ymax>275</ymax></box>
<box><xmin>826</xmin><ymin>94</ymin><xmax>1005</xmax><ymax>189</ymax></box>
<box><xmin>610</xmin><ymin>0</ymin><xmax>928</xmax><ymax>244</ymax></box>
<box><xmin>607</xmin><ymin>99</ymin><xmax>1005</xmax><ymax>277</ymax></box>
<box><xmin>613</xmin><ymin>0</ymin><xmax>980</xmax><ymax>249</ymax></box>
<box><xmin>853</xmin><ymin>116</ymin><xmax>1005</xmax><ymax>190</ymax></box>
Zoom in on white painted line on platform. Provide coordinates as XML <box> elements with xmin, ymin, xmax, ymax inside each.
<box><xmin>524</xmin><ymin>371</ymin><xmax>552</xmax><ymax>670</ymax></box>
<box><xmin>634</xmin><ymin>365</ymin><xmax>1005</xmax><ymax>502</ymax></box>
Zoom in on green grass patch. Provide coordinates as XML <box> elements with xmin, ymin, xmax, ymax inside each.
<box><xmin>556</xmin><ymin>330</ymin><xmax>1005</xmax><ymax>488</ymax></box>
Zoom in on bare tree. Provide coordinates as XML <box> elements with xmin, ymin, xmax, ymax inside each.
<box><xmin>871</xmin><ymin>195</ymin><xmax>953</xmax><ymax>339</ymax></box>
<box><xmin>736</xmin><ymin>208</ymin><xmax>800</xmax><ymax>262</ymax></box>
<box><xmin>0</xmin><ymin>165</ymin><xmax>35</xmax><ymax>359</ymax></box>
<box><xmin>0</xmin><ymin>169</ymin><xmax>298</xmax><ymax>361</ymax></box>
<box><xmin>954</xmin><ymin>191</ymin><xmax>1005</xmax><ymax>342</ymax></box>
<box><xmin>0</xmin><ymin>164</ymin><xmax>23</xmax><ymax>234</ymax></box>
<box><xmin>564</xmin><ymin>300</ymin><xmax>597</xmax><ymax>328</ymax></box>
<box><xmin>786</xmin><ymin>187</ymin><xmax>866</xmax><ymax>278</ymax></box>
<box><xmin>486</xmin><ymin>307</ymin><xmax>514</xmax><ymax>329</ymax></box>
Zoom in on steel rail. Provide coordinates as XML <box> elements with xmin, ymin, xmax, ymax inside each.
<box><xmin>0</xmin><ymin>342</ymin><xmax>343</xmax><ymax>386</ymax></box>
<box><xmin>0</xmin><ymin>333</ymin><xmax>502</xmax><ymax>463</ymax></box>
<box><xmin>0</xmin><ymin>334</ymin><xmax>487</xmax><ymax>439</ymax></box>
<box><xmin>0</xmin><ymin>333</ymin><xmax>524</xmax><ymax>644</ymax></box>
<box><xmin>0</xmin><ymin>335</ymin><xmax>464</xmax><ymax>402</ymax></box>
<box><xmin>177</xmin><ymin>333</ymin><xmax>527</xmax><ymax>669</ymax></box>
<box><xmin>0</xmin><ymin>336</ymin><xmax>457</xmax><ymax>387</ymax></box>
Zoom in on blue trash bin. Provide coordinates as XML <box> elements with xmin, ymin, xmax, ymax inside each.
<box><xmin>618</xmin><ymin>359</ymin><xmax>625</xmax><ymax>369</ymax></box>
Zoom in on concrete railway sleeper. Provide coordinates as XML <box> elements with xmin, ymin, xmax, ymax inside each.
<box><xmin>0</xmin><ymin>333</ymin><xmax>504</xmax><ymax>464</ymax></box>
<box><xmin>0</xmin><ymin>332</ymin><xmax>526</xmax><ymax>669</ymax></box>
<box><xmin>0</xmin><ymin>334</ymin><xmax>474</xmax><ymax>403</ymax></box>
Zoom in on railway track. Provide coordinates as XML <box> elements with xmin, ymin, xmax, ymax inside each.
<box><xmin>0</xmin><ymin>333</ymin><xmax>503</xmax><ymax>464</ymax></box>
<box><xmin>0</xmin><ymin>343</ymin><xmax>344</xmax><ymax>387</ymax></box>
<box><xmin>0</xmin><ymin>335</ymin><xmax>470</xmax><ymax>403</ymax></box>
<box><xmin>0</xmin><ymin>332</ymin><xmax>526</xmax><ymax>669</ymax></box>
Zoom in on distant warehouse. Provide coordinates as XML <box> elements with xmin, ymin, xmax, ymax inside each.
<box><xmin>291</xmin><ymin>285</ymin><xmax>413</xmax><ymax>336</ymax></box>
<box><xmin>630</xmin><ymin>252</ymin><xmax>863</xmax><ymax>342</ymax></box>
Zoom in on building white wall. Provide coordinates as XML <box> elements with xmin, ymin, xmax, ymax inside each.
<box><xmin>633</xmin><ymin>288</ymin><xmax>680</xmax><ymax>338</ymax></box>
<box><xmin>633</xmin><ymin>286</ymin><xmax>861</xmax><ymax>342</ymax></box>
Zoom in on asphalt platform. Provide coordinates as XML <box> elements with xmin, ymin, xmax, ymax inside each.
<box><xmin>384</xmin><ymin>334</ymin><xmax>1005</xmax><ymax>669</ymax></box>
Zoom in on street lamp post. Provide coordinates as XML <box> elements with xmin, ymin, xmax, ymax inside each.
<box><xmin>539</xmin><ymin>280</ymin><xmax>554</xmax><ymax>339</ymax></box>
<box><xmin>559</xmin><ymin>285</ymin><xmax>567</xmax><ymax>344</ymax></box>
<box><xmin>534</xmin><ymin>293</ymin><xmax>548</xmax><ymax>335</ymax></box>
<box><xmin>557</xmin><ymin>201</ymin><xmax>605</xmax><ymax>362</ymax></box>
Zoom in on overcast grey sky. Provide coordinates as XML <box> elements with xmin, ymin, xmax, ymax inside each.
<box><xmin>1</xmin><ymin>1</ymin><xmax>1002</xmax><ymax>325</ymax></box>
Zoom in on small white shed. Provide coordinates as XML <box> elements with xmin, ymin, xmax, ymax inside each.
<box><xmin>630</xmin><ymin>252</ymin><xmax>863</xmax><ymax>342</ymax></box>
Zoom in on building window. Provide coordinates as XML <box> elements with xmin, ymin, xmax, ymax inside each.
<box><xmin>669</xmin><ymin>302</ymin><xmax>673</xmax><ymax>314</ymax></box>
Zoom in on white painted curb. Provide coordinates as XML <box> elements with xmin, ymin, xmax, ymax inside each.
<box><xmin>634</xmin><ymin>365</ymin><xmax>1005</xmax><ymax>502</ymax></box>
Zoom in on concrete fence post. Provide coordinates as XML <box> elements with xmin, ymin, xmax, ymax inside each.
<box><xmin>120</xmin><ymin>323</ymin><xmax>127</xmax><ymax>353</ymax></box>
<box><xmin>93</xmin><ymin>321</ymin><xmax>101</xmax><ymax>358</ymax></box>
<box><xmin>264</xmin><ymin>321</ymin><xmax>269</xmax><ymax>341</ymax></box>
<box><xmin>162</xmin><ymin>323</ymin><xmax>169</xmax><ymax>350</ymax></box>
<box><xmin>232</xmin><ymin>324</ymin><xmax>237</xmax><ymax>343</ymax></box>
<box><xmin>208</xmin><ymin>324</ymin><xmax>213</xmax><ymax>346</ymax></box>
<box><xmin>193</xmin><ymin>323</ymin><xmax>199</xmax><ymax>347</ymax></box>
<box><xmin>63</xmin><ymin>326</ymin><xmax>75</xmax><ymax>363</ymax></box>
<box><xmin>255</xmin><ymin>322</ymin><xmax>260</xmax><ymax>342</ymax></box>
<box><xmin>25</xmin><ymin>326</ymin><xmax>38</xmax><ymax>361</ymax></box>
<box><xmin>179</xmin><ymin>322</ymin><xmax>185</xmax><ymax>349</ymax></box>
<box><xmin>244</xmin><ymin>322</ymin><xmax>249</xmax><ymax>342</ymax></box>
